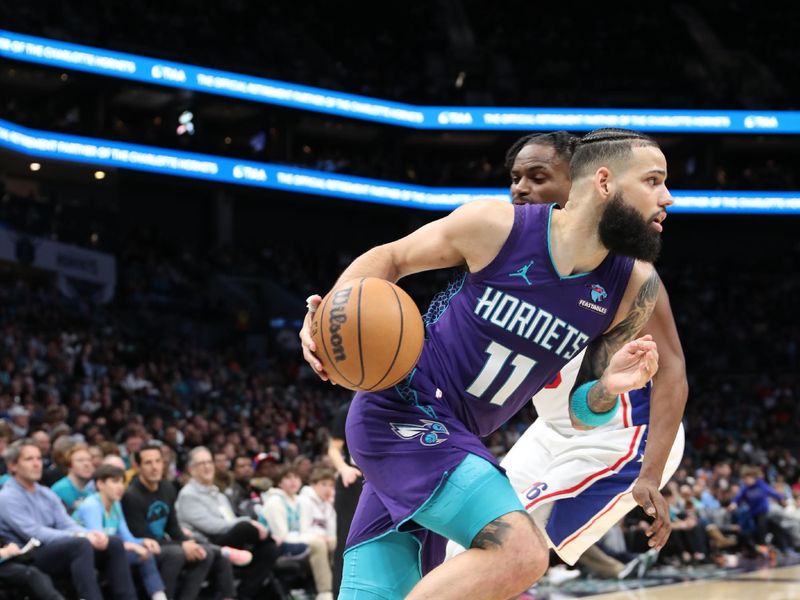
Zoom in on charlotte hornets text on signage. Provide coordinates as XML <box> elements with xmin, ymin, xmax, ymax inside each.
<box><xmin>474</xmin><ymin>286</ymin><xmax>590</xmax><ymax>359</ymax></box>
<box><xmin>328</xmin><ymin>286</ymin><xmax>352</xmax><ymax>362</ymax></box>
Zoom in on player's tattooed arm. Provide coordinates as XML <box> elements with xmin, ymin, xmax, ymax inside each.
<box><xmin>572</xmin><ymin>267</ymin><xmax>661</xmax><ymax>413</ymax></box>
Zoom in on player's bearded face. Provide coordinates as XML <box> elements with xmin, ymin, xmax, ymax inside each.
<box><xmin>598</xmin><ymin>191</ymin><xmax>662</xmax><ymax>262</ymax></box>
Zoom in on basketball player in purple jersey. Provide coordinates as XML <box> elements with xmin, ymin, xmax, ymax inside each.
<box><xmin>301</xmin><ymin>129</ymin><xmax>671</xmax><ymax>599</ymax></box>
<box><xmin>445</xmin><ymin>131</ymin><xmax>686</xmax><ymax>573</ymax></box>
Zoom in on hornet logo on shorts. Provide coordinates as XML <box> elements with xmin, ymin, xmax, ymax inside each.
<box><xmin>578</xmin><ymin>283</ymin><xmax>609</xmax><ymax>315</ymax></box>
<box><xmin>390</xmin><ymin>420</ymin><xmax>450</xmax><ymax>446</ymax></box>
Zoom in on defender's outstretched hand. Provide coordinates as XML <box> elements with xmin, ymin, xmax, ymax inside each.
<box><xmin>632</xmin><ymin>477</ymin><xmax>671</xmax><ymax>550</ymax></box>
<box><xmin>601</xmin><ymin>335</ymin><xmax>659</xmax><ymax>396</ymax></box>
<box><xmin>299</xmin><ymin>294</ymin><xmax>331</xmax><ymax>381</ymax></box>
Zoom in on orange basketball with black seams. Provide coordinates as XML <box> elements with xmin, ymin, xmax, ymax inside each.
<box><xmin>310</xmin><ymin>277</ymin><xmax>424</xmax><ymax>391</ymax></box>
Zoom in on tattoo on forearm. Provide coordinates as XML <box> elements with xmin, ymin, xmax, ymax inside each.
<box><xmin>471</xmin><ymin>516</ymin><xmax>513</xmax><ymax>550</ymax></box>
<box><xmin>574</xmin><ymin>269</ymin><xmax>661</xmax><ymax>401</ymax></box>
<box><xmin>587</xmin><ymin>378</ymin><xmax>617</xmax><ymax>413</ymax></box>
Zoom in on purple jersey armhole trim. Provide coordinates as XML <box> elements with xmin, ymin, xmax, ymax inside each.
<box><xmin>467</xmin><ymin>203</ymin><xmax>531</xmax><ymax>284</ymax></box>
<box><xmin>598</xmin><ymin>256</ymin><xmax>636</xmax><ymax>333</ymax></box>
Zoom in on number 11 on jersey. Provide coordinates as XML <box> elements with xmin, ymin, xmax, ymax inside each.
<box><xmin>466</xmin><ymin>341</ymin><xmax>537</xmax><ymax>406</ymax></box>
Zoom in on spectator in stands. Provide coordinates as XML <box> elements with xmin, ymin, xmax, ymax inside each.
<box><xmin>0</xmin><ymin>421</ymin><xmax>10</xmax><ymax>482</ymax></box>
<box><xmin>51</xmin><ymin>442</ymin><xmax>96</xmax><ymax>512</ymax></box>
<box><xmin>177</xmin><ymin>446</ymin><xmax>279</xmax><ymax>600</ymax></box>
<box><xmin>327</xmin><ymin>400</ymin><xmax>362</xmax><ymax>597</ymax></box>
<box><xmin>121</xmin><ymin>429</ymin><xmax>143</xmax><ymax>470</ymax></box>
<box><xmin>89</xmin><ymin>444</ymin><xmax>105</xmax><ymax>469</ymax></box>
<box><xmin>75</xmin><ymin>464</ymin><xmax>167</xmax><ymax>600</ymax></box>
<box><xmin>0</xmin><ymin>438</ymin><xmax>137</xmax><ymax>600</ymax></box>
<box><xmin>254</xmin><ymin>451</ymin><xmax>281</xmax><ymax>488</ymax></box>
<box><xmin>730</xmin><ymin>466</ymin><xmax>787</xmax><ymax>548</ymax></box>
<box><xmin>299</xmin><ymin>468</ymin><xmax>336</xmax><ymax>547</ymax></box>
<box><xmin>660</xmin><ymin>488</ymin><xmax>709</xmax><ymax>565</ymax></box>
<box><xmin>213</xmin><ymin>451</ymin><xmax>233</xmax><ymax>491</ymax></box>
<box><xmin>122</xmin><ymin>442</ymin><xmax>235</xmax><ymax>600</ymax></box>
<box><xmin>0</xmin><ymin>537</ymin><xmax>64</xmax><ymax>600</ymax></box>
<box><xmin>30</xmin><ymin>430</ymin><xmax>51</xmax><ymax>469</ymax></box>
<box><xmin>41</xmin><ymin>434</ymin><xmax>74</xmax><ymax>487</ymax></box>
<box><xmin>225</xmin><ymin>454</ymin><xmax>259</xmax><ymax>517</ymax></box>
<box><xmin>160</xmin><ymin>443</ymin><xmax>180</xmax><ymax>488</ymax></box>
<box><xmin>103</xmin><ymin>453</ymin><xmax>129</xmax><ymax>473</ymax></box>
<box><xmin>293</xmin><ymin>455</ymin><xmax>313</xmax><ymax>485</ymax></box>
<box><xmin>7</xmin><ymin>405</ymin><xmax>29</xmax><ymax>438</ymax></box>
<box><xmin>262</xmin><ymin>465</ymin><xmax>334</xmax><ymax>600</ymax></box>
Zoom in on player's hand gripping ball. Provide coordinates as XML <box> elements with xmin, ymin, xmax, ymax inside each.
<box><xmin>310</xmin><ymin>278</ymin><xmax>424</xmax><ymax>391</ymax></box>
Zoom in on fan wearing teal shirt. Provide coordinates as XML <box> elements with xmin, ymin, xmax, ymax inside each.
<box><xmin>51</xmin><ymin>443</ymin><xmax>95</xmax><ymax>513</ymax></box>
<box><xmin>74</xmin><ymin>464</ymin><xmax>167</xmax><ymax>600</ymax></box>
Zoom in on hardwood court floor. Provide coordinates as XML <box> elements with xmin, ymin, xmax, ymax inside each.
<box><xmin>589</xmin><ymin>564</ymin><xmax>800</xmax><ymax>600</ymax></box>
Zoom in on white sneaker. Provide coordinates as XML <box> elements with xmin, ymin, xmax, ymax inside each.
<box><xmin>546</xmin><ymin>564</ymin><xmax>581</xmax><ymax>586</ymax></box>
<box><xmin>617</xmin><ymin>556</ymin><xmax>641</xmax><ymax>579</ymax></box>
<box><xmin>637</xmin><ymin>548</ymin><xmax>660</xmax><ymax>578</ymax></box>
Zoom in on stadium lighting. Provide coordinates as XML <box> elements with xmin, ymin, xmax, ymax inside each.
<box><xmin>29</xmin><ymin>162</ymin><xmax>41</xmax><ymax>171</ymax></box>
<box><xmin>94</xmin><ymin>170</ymin><xmax>106</xmax><ymax>180</ymax></box>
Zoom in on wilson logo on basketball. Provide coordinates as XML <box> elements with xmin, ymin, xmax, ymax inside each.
<box><xmin>328</xmin><ymin>286</ymin><xmax>353</xmax><ymax>362</ymax></box>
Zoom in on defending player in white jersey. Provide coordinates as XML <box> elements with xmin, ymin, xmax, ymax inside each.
<box><xmin>446</xmin><ymin>131</ymin><xmax>686</xmax><ymax>566</ymax></box>
<box><xmin>498</xmin><ymin>347</ymin><xmax>684</xmax><ymax>564</ymax></box>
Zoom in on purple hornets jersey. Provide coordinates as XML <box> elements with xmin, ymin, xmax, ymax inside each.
<box><xmin>344</xmin><ymin>203</ymin><xmax>634</xmax><ymax>549</ymax></box>
<box><xmin>418</xmin><ymin>203</ymin><xmax>634</xmax><ymax>437</ymax></box>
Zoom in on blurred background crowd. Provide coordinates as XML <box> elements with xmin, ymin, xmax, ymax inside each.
<box><xmin>0</xmin><ymin>1</ymin><xmax>798</xmax><ymax>598</ymax></box>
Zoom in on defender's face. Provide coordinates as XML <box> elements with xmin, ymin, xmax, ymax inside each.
<box><xmin>510</xmin><ymin>144</ymin><xmax>571</xmax><ymax>207</ymax></box>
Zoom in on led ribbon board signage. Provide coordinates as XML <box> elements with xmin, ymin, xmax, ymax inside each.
<box><xmin>2</xmin><ymin>30</ymin><xmax>799</xmax><ymax>133</ymax></box>
<box><xmin>2</xmin><ymin>119</ymin><xmax>799</xmax><ymax>214</ymax></box>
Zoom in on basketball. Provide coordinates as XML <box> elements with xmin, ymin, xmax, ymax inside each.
<box><xmin>310</xmin><ymin>277</ymin><xmax>424</xmax><ymax>391</ymax></box>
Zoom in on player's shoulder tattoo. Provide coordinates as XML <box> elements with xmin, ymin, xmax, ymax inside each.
<box><xmin>575</xmin><ymin>267</ymin><xmax>661</xmax><ymax>384</ymax></box>
<box><xmin>610</xmin><ymin>266</ymin><xmax>661</xmax><ymax>343</ymax></box>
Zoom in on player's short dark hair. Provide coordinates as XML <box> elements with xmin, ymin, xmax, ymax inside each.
<box><xmin>133</xmin><ymin>441</ymin><xmax>163</xmax><ymax>465</ymax></box>
<box><xmin>93</xmin><ymin>464</ymin><xmax>125</xmax><ymax>483</ymax></box>
<box><xmin>570</xmin><ymin>128</ymin><xmax>659</xmax><ymax>180</ymax></box>
<box><xmin>504</xmin><ymin>131</ymin><xmax>579</xmax><ymax>172</ymax></box>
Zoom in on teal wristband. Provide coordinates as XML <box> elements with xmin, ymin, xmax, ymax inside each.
<box><xmin>570</xmin><ymin>380</ymin><xmax>620</xmax><ymax>426</ymax></box>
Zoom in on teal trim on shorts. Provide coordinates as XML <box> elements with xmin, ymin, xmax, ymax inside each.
<box><xmin>340</xmin><ymin>530</ymin><xmax>422</xmax><ymax>600</ymax></box>
<box><xmin>340</xmin><ymin>454</ymin><xmax>524</xmax><ymax>599</ymax></box>
<box><xmin>410</xmin><ymin>453</ymin><xmax>525</xmax><ymax>549</ymax></box>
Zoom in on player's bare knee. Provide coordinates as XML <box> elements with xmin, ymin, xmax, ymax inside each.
<box><xmin>471</xmin><ymin>511</ymin><xmax>547</xmax><ymax>583</ymax></box>
<box><xmin>512</xmin><ymin>518</ymin><xmax>548</xmax><ymax>582</ymax></box>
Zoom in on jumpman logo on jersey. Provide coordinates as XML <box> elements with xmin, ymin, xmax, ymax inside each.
<box><xmin>509</xmin><ymin>260</ymin><xmax>535</xmax><ymax>286</ymax></box>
